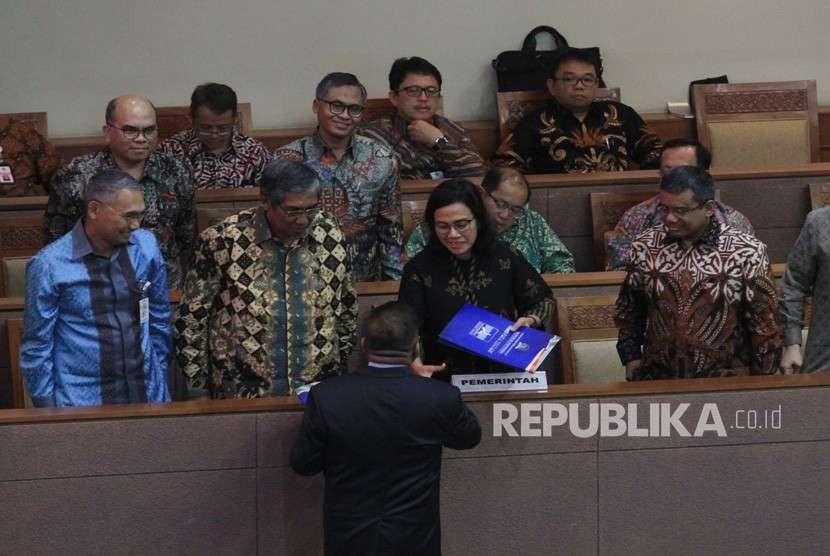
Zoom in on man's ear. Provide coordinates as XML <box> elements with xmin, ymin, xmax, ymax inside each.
<box><xmin>388</xmin><ymin>90</ymin><xmax>399</xmax><ymax>109</ymax></box>
<box><xmin>360</xmin><ymin>336</ymin><xmax>368</xmax><ymax>354</ymax></box>
<box><xmin>703</xmin><ymin>199</ymin><xmax>717</xmax><ymax>217</ymax></box>
<box><xmin>86</xmin><ymin>199</ymin><xmax>100</xmax><ymax>221</ymax></box>
<box><xmin>545</xmin><ymin>78</ymin><xmax>557</xmax><ymax>99</ymax></box>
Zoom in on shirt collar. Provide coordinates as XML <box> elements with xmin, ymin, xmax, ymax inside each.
<box><xmin>102</xmin><ymin>149</ymin><xmax>161</xmax><ymax>183</ymax></box>
<box><xmin>358</xmin><ymin>364</ymin><xmax>412</xmax><ymax>377</ymax></box>
<box><xmin>70</xmin><ymin>218</ymin><xmax>134</xmax><ymax>260</ymax></box>
<box><xmin>311</xmin><ymin>128</ymin><xmax>355</xmax><ymax>158</ymax></box>
<box><xmin>660</xmin><ymin>216</ymin><xmax>721</xmax><ymax>247</ymax></box>
<box><xmin>253</xmin><ymin>206</ymin><xmax>273</xmax><ymax>245</ymax></box>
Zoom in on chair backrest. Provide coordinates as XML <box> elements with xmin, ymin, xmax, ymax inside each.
<box><xmin>808</xmin><ymin>183</ymin><xmax>830</xmax><ymax>210</ymax></box>
<box><xmin>401</xmin><ymin>199</ymin><xmax>428</xmax><ymax>244</ymax></box>
<box><xmin>0</xmin><ymin>215</ymin><xmax>44</xmax><ymax>291</ymax></box>
<box><xmin>361</xmin><ymin>97</ymin><xmax>444</xmax><ymax>124</ymax></box>
<box><xmin>1</xmin><ymin>256</ymin><xmax>31</xmax><ymax>297</ymax></box>
<box><xmin>692</xmin><ymin>81</ymin><xmax>819</xmax><ymax>168</ymax></box>
<box><xmin>3</xmin><ymin>112</ymin><xmax>48</xmax><ymax>137</ymax></box>
<box><xmin>495</xmin><ymin>88</ymin><xmax>621</xmax><ymax>142</ymax></box>
<box><xmin>589</xmin><ymin>190</ymin><xmax>657</xmax><ymax>269</ymax></box>
<box><xmin>156</xmin><ymin>102</ymin><xmax>253</xmax><ymax>141</ymax></box>
<box><xmin>555</xmin><ymin>295</ymin><xmax>624</xmax><ymax>384</ymax></box>
<box><xmin>196</xmin><ymin>207</ymin><xmax>241</xmax><ymax>233</ymax></box>
<box><xmin>7</xmin><ymin>318</ymin><xmax>32</xmax><ymax>409</ymax></box>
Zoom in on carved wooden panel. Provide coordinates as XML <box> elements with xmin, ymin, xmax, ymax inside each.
<box><xmin>0</xmin><ymin>226</ymin><xmax>43</xmax><ymax>250</ymax></box>
<box><xmin>567</xmin><ymin>305</ymin><xmax>616</xmax><ymax>330</ymax></box>
<box><xmin>6</xmin><ymin>112</ymin><xmax>48</xmax><ymax>137</ymax></box>
<box><xmin>705</xmin><ymin>91</ymin><xmax>808</xmax><ymax>114</ymax></box>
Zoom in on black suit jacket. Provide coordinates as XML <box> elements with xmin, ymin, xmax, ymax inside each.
<box><xmin>290</xmin><ymin>365</ymin><xmax>482</xmax><ymax>556</ymax></box>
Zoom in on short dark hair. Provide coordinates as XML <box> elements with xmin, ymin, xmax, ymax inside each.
<box><xmin>388</xmin><ymin>56</ymin><xmax>442</xmax><ymax>92</ymax></box>
<box><xmin>363</xmin><ymin>301</ymin><xmax>419</xmax><ymax>357</ymax></box>
<box><xmin>315</xmin><ymin>72</ymin><xmax>367</xmax><ymax>103</ymax></box>
<box><xmin>261</xmin><ymin>158</ymin><xmax>320</xmax><ymax>205</ymax></box>
<box><xmin>190</xmin><ymin>83</ymin><xmax>238</xmax><ymax>119</ymax></box>
<box><xmin>84</xmin><ymin>169</ymin><xmax>142</xmax><ymax>206</ymax></box>
<box><xmin>550</xmin><ymin>47</ymin><xmax>600</xmax><ymax>79</ymax></box>
<box><xmin>481</xmin><ymin>167</ymin><xmax>530</xmax><ymax>202</ymax></box>
<box><xmin>660</xmin><ymin>166</ymin><xmax>715</xmax><ymax>204</ymax></box>
<box><xmin>424</xmin><ymin>179</ymin><xmax>495</xmax><ymax>255</ymax></box>
<box><xmin>661</xmin><ymin>138</ymin><xmax>712</xmax><ymax>170</ymax></box>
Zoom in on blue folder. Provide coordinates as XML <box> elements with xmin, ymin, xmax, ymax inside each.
<box><xmin>439</xmin><ymin>304</ymin><xmax>560</xmax><ymax>372</ymax></box>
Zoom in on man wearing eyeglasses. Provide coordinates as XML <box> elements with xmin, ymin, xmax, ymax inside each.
<box><xmin>406</xmin><ymin>167</ymin><xmax>574</xmax><ymax>273</ymax></box>
<box><xmin>605</xmin><ymin>139</ymin><xmax>755</xmax><ymax>270</ymax></box>
<box><xmin>614</xmin><ymin>166</ymin><xmax>781</xmax><ymax>381</ymax></box>
<box><xmin>274</xmin><ymin>72</ymin><xmax>403</xmax><ymax>282</ymax></box>
<box><xmin>361</xmin><ymin>56</ymin><xmax>486</xmax><ymax>180</ymax></box>
<box><xmin>159</xmin><ymin>83</ymin><xmax>270</xmax><ymax>189</ymax></box>
<box><xmin>21</xmin><ymin>169</ymin><xmax>171</xmax><ymax>407</ymax></box>
<box><xmin>44</xmin><ymin>94</ymin><xmax>195</xmax><ymax>289</ymax></box>
<box><xmin>174</xmin><ymin>158</ymin><xmax>357</xmax><ymax>399</ymax></box>
<box><xmin>493</xmin><ymin>48</ymin><xmax>662</xmax><ymax>174</ymax></box>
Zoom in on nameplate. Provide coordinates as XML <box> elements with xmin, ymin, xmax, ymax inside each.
<box><xmin>452</xmin><ymin>372</ymin><xmax>548</xmax><ymax>393</ymax></box>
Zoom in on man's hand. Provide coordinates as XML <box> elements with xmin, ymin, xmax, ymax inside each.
<box><xmin>407</xmin><ymin>120</ymin><xmax>445</xmax><ymax>147</ymax></box>
<box><xmin>625</xmin><ymin>359</ymin><xmax>642</xmax><ymax>381</ymax></box>
<box><xmin>780</xmin><ymin>344</ymin><xmax>803</xmax><ymax>375</ymax></box>
<box><xmin>411</xmin><ymin>357</ymin><xmax>447</xmax><ymax>378</ymax></box>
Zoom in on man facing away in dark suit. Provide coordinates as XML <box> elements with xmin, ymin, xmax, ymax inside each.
<box><xmin>291</xmin><ymin>301</ymin><xmax>482</xmax><ymax>555</ymax></box>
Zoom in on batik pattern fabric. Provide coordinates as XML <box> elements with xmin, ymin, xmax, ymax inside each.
<box><xmin>780</xmin><ymin>207</ymin><xmax>830</xmax><ymax>372</ymax></box>
<box><xmin>21</xmin><ymin>223</ymin><xmax>171</xmax><ymax>407</ymax></box>
<box><xmin>606</xmin><ymin>196</ymin><xmax>755</xmax><ymax>270</ymax></box>
<box><xmin>0</xmin><ymin>118</ymin><xmax>60</xmax><ymax>196</ymax></box>
<box><xmin>406</xmin><ymin>208</ymin><xmax>575</xmax><ymax>273</ymax></box>
<box><xmin>159</xmin><ymin>128</ymin><xmax>271</xmax><ymax>189</ymax></box>
<box><xmin>399</xmin><ymin>240</ymin><xmax>553</xmax><ymax>375</ymax></box>
<box><xmin>44</xmin><ymin>150</ymin><xmax>195</xmax><ymax>289</ymax></box>
<box><xmin>614</xmin><ymin>220</ymin><xmax>782</xmax><ymax>379</ymax></box>
<box><xmin>174</xmin><ymin>207</ymin><xmax>358</xmax><ymax>398</ymax></box>
<box><xmin>274</xmin><ymin>131</ymin><xmax>403</xmax><ymax>282</ymax></box>
<box><xmin>360</xmin><ymin>112</ymin><xmax>486</xmax><ymax>179</ymax></box>
<box><xmin>492</xmin><ymin>99</ymin><xmax>662</xmax><ymax>174</ymax></box>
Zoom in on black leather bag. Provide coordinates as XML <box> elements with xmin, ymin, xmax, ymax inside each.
<box><xmin>492</xmin><ymin>26</ymin><xmax>605</xmax><ymax>91</ymax></box>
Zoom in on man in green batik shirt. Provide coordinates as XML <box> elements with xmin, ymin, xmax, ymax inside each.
<box><xmin>406</xmin><ymin>167</ymin><xmax>575</xmax><ymax>273</ymax></box>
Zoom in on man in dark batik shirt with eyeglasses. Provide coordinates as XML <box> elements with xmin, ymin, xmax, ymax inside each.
<box><xmin>493</xmin><ymin>47</ymin><xmax>662</xmax><ymax>174</ymax></box>
<box><xmin>159</xmin><ymin>82</ymin><xmax>271</xmax><ymax>190</ymax></box>
<box><xmin>361</xmin><ymin>56</ymin><xmax>486</xmax><ymax>180</ymax></box>
<box><xmin>44</xmin><ymin>95</ymin><xmax>195</xmax><ymax>289</ymax></box>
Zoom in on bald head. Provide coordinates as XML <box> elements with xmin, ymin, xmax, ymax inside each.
<box><xmin>105</xmin><ymin>95</ymin><xmax>156</xmax><ymax>125</ymax></box>
<box><xmin>481</xmin><ymin>167</ymin><xmax>530</xmax><ymax>233</ymax></box>
<box><xmin>103</xmin><ymin>95</ymin><xmax>159</xmax><ymax>168</ymax></box>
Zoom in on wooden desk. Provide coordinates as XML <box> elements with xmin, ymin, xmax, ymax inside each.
<box><xmin>2</xmin><ymin>375</ymin><xmax>830</xmax><ymax>554</ymax></box>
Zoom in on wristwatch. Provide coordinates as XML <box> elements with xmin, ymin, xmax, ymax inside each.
<box><xmin>432</xmin><ymin>136</ymin><xmax>449</xmax><ymax>151</ymax></box>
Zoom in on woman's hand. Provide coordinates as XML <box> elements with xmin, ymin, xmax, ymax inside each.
<box><xmin>510</xmin><ymin>315</ymin><xmax>539</xmax><ymax>331</ymax></box>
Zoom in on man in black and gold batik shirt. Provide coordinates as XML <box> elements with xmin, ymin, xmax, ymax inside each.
<box><xmin>174</xmin><ymin>159</ymin><xmax>357</xmax><ymax>399</ymax></box>
<box><xmin>493</xmin><ymin>48</ymin><xmax>662</xmax><ymax>174</ymax></box>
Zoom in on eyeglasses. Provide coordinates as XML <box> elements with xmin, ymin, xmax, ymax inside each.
<box><xmin>434</xmin><ymin>218</ymin><xmax>474</xmax><ymax>234</ymax></box>
<box><xmin>279</xmin><ymin>204</ymin><xmax>321</xmax><ymax>220</ymax></box>
<box><xmin>656</xmin><ymin>203</ymin><xmax>703</xmax><ymax>217</ymax></box>
<box><xmin>96</xmin><ymin>201</ymin><xmax>144</xmax><ymax>223</ymax></box>
<box><xmin>196</xmin><ymin>123</ymin><xmax>235</xmax><ymax>136</ymax></box>
<box><xmin>107</xmin><ymin>124</ymin><xmax>158</xmax><ymax>140</ymax></box>
<box><xmin>317</xmin><ymin>99</ymin><xmax>365</xmax><ymax>118</ymax></box>
<box><xmin>486</xmin><ymin>191</ymin><xmax>525</xmax><ymax>217</ymax></box>
<box><xmin>397</xmin><ymin>86</ymin><xmax>442</xmax><ymax>98</ymax></box>
<box><xmin>554</xmin><ymin>75</ymin><xmax>597</xmax><ymax>87</ymax></box>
